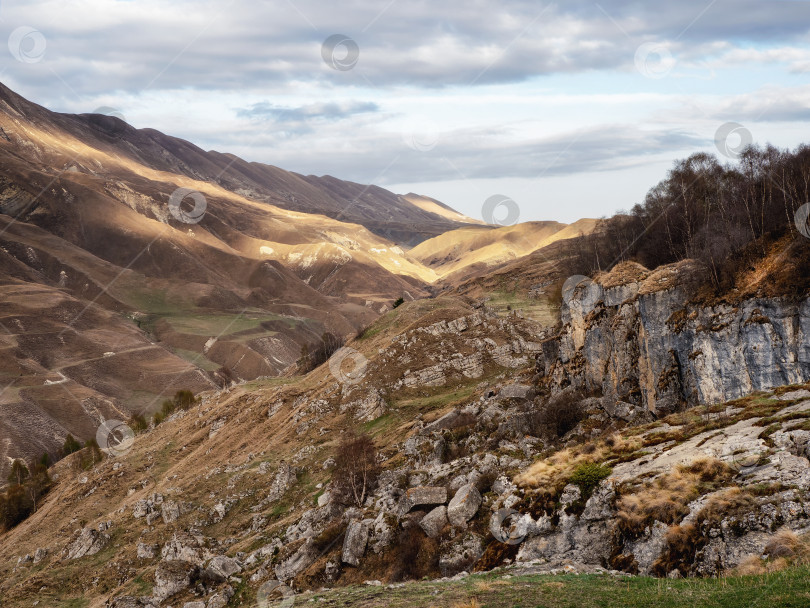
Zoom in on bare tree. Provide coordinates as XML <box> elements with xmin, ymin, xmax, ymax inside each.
<box><xmin>332</xmin><ymin>432</ymin><xmax>380</xmax><ymax>507</ymax></box>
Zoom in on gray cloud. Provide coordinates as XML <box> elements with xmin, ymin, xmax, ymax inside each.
<box><xmin>191</xmin><ymin>121</ymin><xmax>705</xmax><ymax>185</ymax></box>
<box><xmin>236</xmin><ymin>100</ymin><xmax>379</xmax><ymax>122</ymax></box>
<box><xmin>1</xmin><ymin>0</ymin><xmax>808</xmax><ymax>220</ymax></box>
<box><xmin>2</xmin><ymin>0</ymin><xmax>809</xmax><ymax>99</ymax></box>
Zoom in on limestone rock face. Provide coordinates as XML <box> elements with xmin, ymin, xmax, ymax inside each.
<box><xmin>342</xmin><ymin>520</ymin><xmax>370</xmax><ymax>566</ymax></box>
<box><xmin>439</xmin><ymin>532</ymin><xmax>484</xmax><ymax>576</ymax></box>
<box><xmin>447</xmin><ymin>484</ymin><xmax>481</xmax><ymax>527</ymax></box>
<box><xmin>543</xmin><ymin>264</ymin><xmax>810</xmax><ymax>414</ymax></box>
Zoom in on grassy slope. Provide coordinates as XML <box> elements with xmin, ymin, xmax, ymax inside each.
<box><xmin>289</xmin><ymin>567</ymin><xmax>810</xmax><ymax>608</ymax></box>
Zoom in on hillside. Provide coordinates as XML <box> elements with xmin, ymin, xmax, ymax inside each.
<box><xmin>411</xmin><ymin>218</ymin><xmax>597</xmax><ymax>280</ymax></box>
<box><xmin>2</xmin><ymin>82</ymin><xmax>810</xmax><ymax>608</ymax></box>
<box><xmin>1</xmin><ymin>240</ymin><xmax>809</xmax><ymax>607</ymax></box>
<box><xmin>0</xmin><ymin>82</ymin><xmax>492</xmax><ymax>476</ymax></box>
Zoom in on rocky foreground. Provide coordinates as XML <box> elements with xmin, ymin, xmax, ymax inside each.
<box><xmin>1</xmin><ymin>267</ymin><xmax>810</xmax><ymax>607</ymax></box>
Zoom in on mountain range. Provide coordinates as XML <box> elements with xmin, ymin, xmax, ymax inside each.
<box><xmin>0</xmin><ymin>83</ymin><xmax>593</xmax><ymax>478</ymax></box>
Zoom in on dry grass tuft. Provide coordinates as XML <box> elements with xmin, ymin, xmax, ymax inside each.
<box><xmin>450</xmin><ymin>599</ymin><xmax>481</xmax><ymax>608</ymax></box>
<box><xmin>517</xmin><ymin>434</ymin><xmax>639</xmax><ymax>488</ymax></box>
<box><xmin>616</xmin><ymin>458</ymin><xmax>734</xmax><ymax>539</ymax></box>
<box><xmin>733</xmin><ymin>531</ymin><xmax>810</xmax><ymax>576</ymax></box>
<box><xmin>734</xmin><ymin>554</ymin><xmax>789</xmax><ymax>576</ymax></box>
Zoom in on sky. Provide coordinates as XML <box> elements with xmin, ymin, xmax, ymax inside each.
<box><xmin>1</xmin><ymin>0</ymin><xmax>810</xmax><ymax>224</ymax></box>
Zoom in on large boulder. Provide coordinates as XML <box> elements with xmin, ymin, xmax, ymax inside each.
<box><xmin>161</xmin><ymin>532</ymin><xmax>210</xmax><ymax>566</ymax></box>
<box><xmin>341</xmin><ymin>520</ymin><xmax>370</xmax><ymax>566</ymax></box>
<box><xmin>153</xmin><ymin>560</ymin><xmax>197</xmax><ymax>601</ymax></box>
<box><xmin>420</xmin><ymin>506</ymin><xmax>448</xmax><ymax>538</ymax></box>
<box><xmin>206</xmin><ymin>586</ymin><xmax>234</xmax><ymax>608</ymax></box>
<box><xmin>203</xmin><ymin>555</ymin><xmax>242</xmax><ymax>582</ymax></box>
<box><xmin>398</xmin><ymin>486</ymin><xmax>447</xmax><ymax>515</ymax></box>
<box><xmin>447</xmin><ymin>484</ymin><xmax>482</xmax><ymax>527</ymax></box>
<box><xmin>64</xmin><ymin>527</ymin><xmax>110</xmax><ymax>560</ymax></box>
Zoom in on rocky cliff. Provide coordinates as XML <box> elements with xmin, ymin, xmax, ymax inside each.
<box><xmin>539</xmin><ymin>260</ymin><xmax>810</xmax><ymax>414</ymax></box>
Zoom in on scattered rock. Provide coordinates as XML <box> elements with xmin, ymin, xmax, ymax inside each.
<box><xmin>342</xmin><ymin>520</ymin><xmax>370</xmax><ymax>566</ymax></box>
<box><xmin>206</xmin><ymin>586</ymin><xmax>234</xmax><ymax>608</ymax></box>
<box><xmin>137</xmin><ymin>543</ymin><xmax>157</xmax><ymax>559</ymax></box>
<box><xmin>204</xmin><ymin>555</ymin><xmax>242</xmax><ymax>582</ymax></box>
<box><xmin>64</xmin><ymin>527</ymin><xmax>110</xmax><ymax>560</ymax></box>
<box><xmin>153</xmin><ymin>560</ymin><xmax>197</xmax><ymax>601</ymax></box>
<box><xmin>399</xmin><ymin>486</ymin><xmax>447</xmax><ymax>515</ymax></box>
<box><xmin>420</xmin><ymin>506</ymin><xmax>448</xmax><ymax>538</ymax></box>
<box><xmin>447</xmin><ymin>484</ymin><xmax>481</xmax><ymax>527</ymax></box>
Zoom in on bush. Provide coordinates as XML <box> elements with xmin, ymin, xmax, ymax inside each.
<box><xmin>63</xmin><ymin>434</ymin><xmax>81</xmax><ymax>456</ymax></box>
<box><xmin>298</xmin><ymin>333</ymin><xmax>347</xmax><ymax>374</ymax></box>
<box><xmin>528</xmin><ymin>391</ymin><xmax>586</xmax><ymax>438</ymax></box>
<box><xmin>568</xmin><ymin>462</ymin><xmax>612</xmax><ymax>500</ymax></box>
<box><xmin>129</xmin><ymin>414</ymin><xmax>148</xmax><ymax>433</ymax></box>
<box><xmin>153</xmin><ymin>390</ymin><xmax>198</xmax><ymax>427</ymax></box>
<box><xmin>393</xmin><ymin>297</ymin><xmax>404</xmax><ymax>308</ymax></box>
<box><xmin>331</xmin><ymin>432</ymin><xmax>380</xmax><ymax>507</ymax></box>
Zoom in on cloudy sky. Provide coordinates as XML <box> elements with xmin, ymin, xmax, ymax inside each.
<box><xmin>2</xmin><ymin>0</ymin><xmax>810</xmax><ymax>223</ymax></box>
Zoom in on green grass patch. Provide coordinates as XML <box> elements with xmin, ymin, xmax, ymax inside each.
<box><xmin>292</xmin><ymin>566</ymin><xmax>810</xmax><ymax>607</ymax></box>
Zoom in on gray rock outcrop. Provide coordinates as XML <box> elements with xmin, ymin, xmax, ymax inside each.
<box><xmin>65</xmin><ymin>526</ymin><xmax>110</xmax><ymax>560</ymax></box>
<box><xmin>447</xmin><ymin>484</ymin><xmax>481</xmax><ymax>527</ymax></box>
<box><xmin>342</xmin><ymin>520</ymin><xmax>370</xmax><ymax>566</ymax></box>
<box><xmin>399</xmin><ymin>486</ymin><xmax>447</xmax><ymax>515</ymax></box>
<box><xmin>541</xmin><ymin>262</ymin><xmax>810</xmax><ymax>413</ymax></box>
<box><xmin>420</xmin><ymin>506</ymin><xmax>448</xmax><ymax>538</ymax></box>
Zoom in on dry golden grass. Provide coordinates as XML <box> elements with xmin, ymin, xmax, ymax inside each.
<box><xmin>473</xmin><ymin>579</ymin><xmax>512</xmax><ymax>593</ymax></box>
<box><xmin>733</xmin><ymin>531</ymin><xmax>810</xmax><ymax>576</ymax></box>
<box><xmin>616</xmin><ymin>458</ymin><xmax>734</xmax><ymax>538</ymax></box>
<box><xmin>450</xmin><ymin>598</ymin><xmax>481</xmax><ymax>608</ymax></box>
<box><xmin>517</xmin><ymin>434</ymin><xmax>639</xmax><ymax>488</ymax></box>
<box><xmin>765</xmin><ymin>530</ymin><xmax>810</xmax><ymax>561</ymax></box>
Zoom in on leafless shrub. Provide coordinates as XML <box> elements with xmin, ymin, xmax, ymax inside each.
<box><xmin>331</xmin><ymin>432</ymin><xmax>380</xmax><ymax>507</ymax></box>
